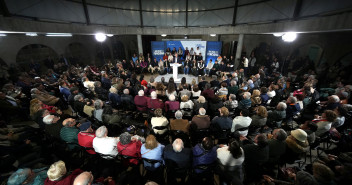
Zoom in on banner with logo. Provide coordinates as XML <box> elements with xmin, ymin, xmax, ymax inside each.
<box><xmin>151</xmin><ymin>41</ymin><xmax>166</xmax><ymax>62</ymax></box>
<box><xmin>206</xmin><ymin>41</ymin><xmax>222</xmax><ymax>66</ymax></box>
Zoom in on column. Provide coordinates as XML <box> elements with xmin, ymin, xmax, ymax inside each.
<box><xmin>235</xmin><ymin>34</ymin><xmax>244</xmax><ymax>70</ymax></box>
<box><xmin>137</xmin><ymin>34</ymin><xmax>143</xmax><ymax>55</ymax></box>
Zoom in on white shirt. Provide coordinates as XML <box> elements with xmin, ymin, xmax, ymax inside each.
<box><xmin>217</xmin><ymin>147</ymin><xmax>244</xmax><ymax>166</ymax></box>
<box><xmin>151</xmin><ymin>117</ymin><xmax>169</xmax><ymax>134</ymax></box>
<box><xmin>93</xmin><ymin>137</ymin><xmax>119</xmax><ymax>158</ymax></box>
<box><xmin>180</xmin><ymin>100</ymin><xmax>194</xmax><ymax>109</ymax></box>
<box><xmin>83</xmin><ymin>81</ymin><xmax>95</xmax><ymax>90</ymax></box>
<box><xmin>231</xmin><ymin>116</ymin><xmax>252</xmax><ymax>135</ymax></box>
<box><xmin>192</xmin><ymin>91</ymin><xmax>201</xmax><ymax>97</ymax></box>
<box><xmin>206</xmin><ymin>62</ymin><xmax>214</xmax><ymax>69</ymax></box>
<box><xmin>267</xmin><ymin>90</ymin><xmax>276</xmax><ymax>98</ymax></box>
<box><xmin>243</xmin><ymin>58</ymin><xmax>249</xmax><ymax>67</ymax></box>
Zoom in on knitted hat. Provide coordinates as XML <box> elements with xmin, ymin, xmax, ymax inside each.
<box><xmin>291</xmin><ymin>129</ymin><xmax>307</xmax><ymax>143</ymax></box>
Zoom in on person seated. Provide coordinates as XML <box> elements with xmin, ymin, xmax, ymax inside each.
<box><xmin>231</xmin><ymin>109</ymin><xmax>252</xmax><ymax>136</ymax></box>
<box><xmin>193</xmin><ymin>137</ymin><xmax>217</xmax><ymax>174</ymax></box>
<box><xmin>82</xmin><ymin>77</ymin><xmax>95</xmax><ymax>91</ymax></box>
<box><xmin>251</xmin><ymin>89</ymin><xmax>262</xmax><ymax>107</ymax></box>
<box><xmin>93</xmin><ymin>126</ymin><xmax>119</xmax><ymax>158</ymax></box>
<box><xmin>193</xmin><ymin>96</ymin><xmax>208</xmax><ymax>114</ymax></box>
<box><xmin>313</xmin><ymin>110</ymin><xmax>337</xmax><ymax>137</ymax></box>
<box><xmin>267</xmin><ymin>129</ymin><xmax>287</xmax><ymax>165</ymax></box>
<box><xmin>166</xmin><ymin>83</ymin><xmax>178</xmax><ymax>99</ymax></box>
<box><xmin>217</xmin><ymin>140</ymin><xmax>245</xmax><ymax>182</ymax></box>
<box><xmin>73</xmin><ymin>95</ymin><xmax>86</xmax><ymax>117</ymax></box>
<box><xmin>180</xmin><ymin>95</ymin><xmax>194</xmax><ymax>110</ymax></box>
<box><xmin>211</xmin><ymin>107</ymin><xmax>233</xmax><ymax>135</ymax></box>
<box><xmin>170</xmin><ymin>110</ymin><xmax>190</xmax><ymax>134</ymax></box>
<box><xmin>108</xmin><ymin>87</ymin><xmax>121</xmax><ymax>108</ymax></box>
<box><xmin>164</xmin><ymin>138</ymin><xmax>192</xmax><ymax>182</ymax></box>
<box><xmin>43</xmin><ymin>114</ymin><xmax>63</xmax><ymax>139</ymax></box>
<box><xmin>243</xmin><ymin>134</ymin><xmax>269</xmax><ymax>182</ymax></box>
<box><xmin>93</xmin><ymin>99</ymin><xmax>104</xmax><ymax>122</ymax></box>
<box><xmin>283</xmin><ymin>129</ymin><xmax>308</xmax><ymax>163</ymax></box>
<box><xmin>94</xmin><ymin>81</ymin><xmax>108</xmax><ymax>101</ymax></box>
<box><xmin>60</xmin><ymin>118</ymin><xmax>80</xmax><ymax>150</ymax></box>
<box><xmin>30</xmin><ymin>88</ymin><xmax>60</xmax><ymax>107</ymax></box>
<box><xmin>260</xmin><ymin>87</ymin><xmax>270</xmax><ymax>105</ymax></box>
<box><xmin>191</xmin><ymin>85</ymin><xmax>201</xmax><ymax>98</ymax></box>
<box><xmin>208</xmin><ymin>96</ymin><xmax>224</xmax><ymax>117</ymax></box>
<box><xmin>197</xmin><ymin>60</ymin><xmax>205</xmax><ymax>76</ymax></box>
<box><xmin>267</xmin><ymin>102</ymin><xmax>287</xmax><ymax>128</ymax></box>
<box><xmin>178</xmin><ymin>85</ymin><xmax>191</xmax><ymax>99</ymax></box>
<box><xmin>117</xmin><ymin>132</ymin><xmax>142</xmax><ymax>166</ymax></box>
<box><xmin>250</xmin><ymin>106</ymin><xmax>268</xmax><ymax>131</ymax></box>
<box><xmin>121</xmin><ymin>89</ymin><xmax>135</xmax><ymax>110</ymax></box>
<box><xmin>59</xmin><ymin>81</ymin><xmax>71</xmax><ymax>101</ymax></box>
<box><xmin>210</xmin><ymin>75</ymin><xmax>220</xmax><ymax>88</ymax></box>
<box><xmin>228</xmin><ymin>80</ymin><xmax>239</xmax><ymax>95</ymax></box>
<box><xmin>285</xmin><ymin>96</ymin><xmax>301</xmax><ymax>122</ymax></box>
<box><xmin>77</xmin><ymin>121</ymin><xmax>96</xmax><ymax>154</ymax></box>
<box><xmin>102</xmin><ymin>106</ymin><xmax>122</xmax><ymax>126</ymax></box>
<box><xmin>224</xmin><ymin>94</ymin><xmax>238</xmax><ymax>110</ymax></box>
<box><xmin>8</xmin><ymin>168</ymin><xmax>48</xmax><ymax>185</ymax></box>
<box><xmin>191</xmin><ymin>108</ymin><xmax>211</xmax><ymax>129</ymax></box>
<box><xmin>73</xmin><ymin>171</ymin><xmax>116</xmax><ymax>185</ymax></box>
<box><xmin>134</xmin><ymin>90</ymin><xmax>149</xmax><ymax>112</ymax></box>
<box><xmin>45</xmin><ymin>160</ymin><xmax>83</xmax><ymax>185</ymax></box>
<box><xmin>151</xmin><ymin>108</ymin><xmax>169</xmax><ymax>135</ymax></box>
<box><xmin>165</xmin><ymin>94</ymin><xmax>180</xmax><ymax>112</ymax></box>
<box><xmin>198</xmin><ymin>77</ymin><xmax>208</xmax><ymax>91</ymax></box>
<box><xmin>201</xmin><ymin>83</ymin><xmax>215</xmax><ymax>100</ymax></box>
<box><xmin>141</xmin><ymin>135</ymin><xmax>165</xmax><ymax>171</ymax></box>
<box><xmin>148</xmin><ymin>91</ymin><xmax>164</xmax><ymax>111</ymax></box>
<box><xmin>216</xmin><ymin>82</ymin><xmax>228</xmax><ymax>99</ymax></box>
<box><xmin>237</xmin><ymin>92</ymin><xmax>252</xmax><ymax>110</ymax></box>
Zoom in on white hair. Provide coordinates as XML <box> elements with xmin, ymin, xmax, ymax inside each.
<box><xmin>169</xmin><ymin>94</ymin><xmax>175</xmax><ymax>101</ymax></box>
<box><xmin>43</xmin><ymin>115</ymin><xmax>54</xmax><ymax>125</ymax></box>
<box><xmin>199</xmin><ymin>108</ymin><xmax>206</xmax><ymax>115</ymax></box>
<box><xmin>175</xmin><ymin>110</ymin><xmax>183</xmax><ymax>119</ymax></box>
<box><xmin>248</xmin><ymin>79</ymin><xmax>253</xmax><ymax>84</ymax></box>
<box><xmin>330</xmin><ymin>95</ymin><xmax>340</xmax><ymax>103</ymax></box>
<box><xmin>138</xmin><ymin>90</ymin><xmax>144</xmax><ymax>96</ymax></box>
<box><xmin>277</xmin><ymin>102</ymin><xmax>287</xmax><ymax>111</ymax></box>
<box><xmin>95</xmin><ymin>126</ymin><xmax>107</xmax><ymax>138</ymax></box>
<box><xmin>151</xmin><ymin>91</ymin><xmax>157</xmax><ymax>99</ymax></box>
<box><xmin>94</xmin><ymin>99</ymin><xmax>103</xmax><ymax>109</ymax></box>
<box><xmin>243</xmin><ymin>92</ymin><xmax>251</xmax><ymax>99</ymax></box>
<box><xmin>172</xmin><ymin>138</ymin><xmax>184</xmax><ymax>152</ymax></box>
<box><xmin>123</xmin><ymin>89</ymin><xmax>129</xmax><ymax>95</ymax></box>
<box><xmin>109</xmin><ymin>87</ymin><xmax>117</xmax><ymax>93</ymax></box>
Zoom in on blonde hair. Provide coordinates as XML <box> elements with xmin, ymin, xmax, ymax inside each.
<box><xmin>145</xmin><ymin>135</ymin><xmax>158</xmax><ymax>150</ymax></box>
<box><xmin>197</xmin><ymin>96</ymin><xmax>206</xmax><ymax>103</ymax></box>
<box><xmin>29</xmin><ymin>98</ymin><xmax>42</xmax><ymax>117</ymax></box>
<box><xmin>181</xmin><ymin>95</ymin><xmax>189</xmax><ymax>102</ymax></box>
<box><xmin>257</xmin><ymin>106</ymin><xmax>268</xmax><ymax>118</ymax></box>
<box><xmin>47</xmin><ymin>160</ymin><xmax>67</xmax><ymax>181</ymax></box>
<box><xmin>252</xmin><ymin>89</ymin><xmax>260</xmax><ymax>97</ymax></box>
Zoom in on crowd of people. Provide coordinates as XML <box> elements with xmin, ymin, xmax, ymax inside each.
<box><xmin>0</xmin><ymin>45</ymin><xmax>352</xmax><ymax>185</ymax></box>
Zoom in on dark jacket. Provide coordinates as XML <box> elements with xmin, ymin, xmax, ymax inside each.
<box><xmin>192</xmin><ymin>144</ymin><xmax>217</xmax><ymax>173</ymax></box>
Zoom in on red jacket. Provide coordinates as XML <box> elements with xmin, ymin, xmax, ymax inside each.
<box><xmin>77</xmin><ymin>132</ymin><xmax>96</xmax><ymax>154</ymax></box>
<box><xmin>147</xmin><ymin>99</ymin><xmax>164</xmax><ymax>110</ymax></box>
<box><xmin>134</xmin><ymin>96</ymin><xmax>150</xmax><ymax>112</ymax></box>
<box><xmin>44</xmin><ymin>169</ymin><xmax>83</xmax><ymax>185</ymax></box>
<box><xmin>117</xmin><ymin>140</ymin><xmax>142</xmax><ymax>166</ymax></box>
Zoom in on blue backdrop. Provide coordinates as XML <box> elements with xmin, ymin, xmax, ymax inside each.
<box><xmin>206</xmin><ymin>41</ymin><xmax>222</xmax><ymax>65</ymax></box>
<box><xmin>151</xmin><ymin>41</ymin><xmax>166</xmax><ymax>62</ymax></box>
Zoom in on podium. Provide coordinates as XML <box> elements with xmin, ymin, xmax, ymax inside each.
<box><xmin>170</xmin><ymin>63</ymin><xmax>182</xmax><ymax>82</ymax></box>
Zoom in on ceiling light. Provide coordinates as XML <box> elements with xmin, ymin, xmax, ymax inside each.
<box><xmin>210</xmin><ymin>34</ymin><xmax>216</xmax><ymax>37</ymax></box>
<box><xmin>95</xmin><ymin>33</ymin><xmax>106</xmax><ymax>42</ymax></box>
<box><xmin>184</xmin><ymin>35</ymin><xmax>188</xmax><ymax>39</ymax></box>
<box><xmin>106</xmin><ymin>34</ymin><xmax>113</xmax><ymax>37</ymax></box>
<box><xmin>273</xmin><ymin>33</ymin><xmax>284</xmax><ymax>37</ymax></box>
<box><xmin>282</xmin><ymin>32</ymin><xmax>297</xmax><ymax>42</ymax></box>
<box><xmin>161</xmin><ymin>34</ymin><xmax>167</xmax><ymax>37</ymax></box>
<box><xmin>0</xmin><ymin>34</ymin><xmax>6</xmax><ymax>36</ymax></box>
<box><xmin>26</xmin><ymin>33</ymin><xmax>38</xmax><ymax>36</ymax></box>
<box><xmin>46</xmin><ymin>33</ymin><xmax>72</xmax><ymax>37</ymax></box>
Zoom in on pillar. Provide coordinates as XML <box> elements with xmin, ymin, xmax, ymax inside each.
<box><xmin>235</xmin><ymin>34</ymin><xmax>244</xmax><ymax>70</ymax></box>
<box><xmin>137</xmin><ymin>34</ymin><xmax>143</xmax><ymax>55</ymax></box>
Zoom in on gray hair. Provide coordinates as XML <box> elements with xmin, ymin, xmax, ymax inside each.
<box><xmin>229</xmin><ymin>94</ymin><xmax>236</xmax><ymax>101</ymax></box>
<box><xmin>243</xmin><ymin>92</ymin><xmax>251</xmax><ymax>99</ymax></box>
<box><xmin>43</xmin><ymin>115</ymin><xmax>54</xmax><ymax>125</ymax></box>
<box><xmin>74</xmin><ymin>95</ymin><xmax>83</xmax><ymax>101</ymax></box>
<box><xmin>150</xmin><ymin>77</ymin><xmax>155</xmax><ymax>83</ymax></box>
<box><xmin>94</xmin><ymin>99</ymin><xmax>103</xmax><ymax>109</ymax></box>
<box><xmin>138</xmin><ymin>90</ymin><xmax>144</xmax><ymax>96</ymax></box>
<box><xmin>169</xmin><ymin>94</ymin><xmax>175</xmax><ymax>101</ymax></box>
<box><xmin>274</xmin><ymin>129</ymin><xmax>287</xmax><ymax>141</ymax></box>
<box><xmin>30</xmin><ymin>88</ymin><xmax>38</xmax><ymax>94</ymax></box>
<box><xmin>109</xmin><ymin>87</ymin><xmax>117</xmax><ymax>93</ymax></box>
<box><xmin>119</xmin><ymin>132</ymin><xmax>131</xmax><ymax>145</ymax></box>
<box><xmin>277</xmin><ymin>102</ymin><xmax>287</xmax><ymax>111</ymax></box>
<box><xmin>123</xmin><ymin>89</ymin><xmax>129</xmax><ymax>95</ymax></box>
<box><xmin>199</xmin><ymin>108</ymin><xmax>206</xmax><ymax>115</ymax></box>
<box><xmin>175</xmin><ymin>110</ymin><xmax>183</xmax><ymax>119</ymax></box>
<box><xmin>151</xmin><ymin>91</ymin><xmax>157</xmax><ymax>99</ymax></box>
<box><xmin>287</xmin><ymin>96</ymin><xmax>297</xmax><ymax>104</ymax></box>
<box><xmin>172</xmin><ymin>138</ymin><xmax>184</xmax><ymax>152</ymax></box>
<box><xmin>231</xmin><ymin>80</ymin><xmax>237</xmax><ymax>86</ymax></box>
<box><xmin>95</xmin><ymin>126</ymin><xmax>107</xmax><ymax>138</ymax></box>
<box><xmin>94</xmin><ymin>81</ymin><xmax>101</xmax><ymax>87</ymax></box>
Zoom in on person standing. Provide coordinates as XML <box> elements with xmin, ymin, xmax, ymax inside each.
<box><xmin>242</xmin><ymin>56</ymin><xmax>249</xmax><ymax>77</ymax></box>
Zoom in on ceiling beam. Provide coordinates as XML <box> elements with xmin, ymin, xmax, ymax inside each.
<box><xmin>293</xmin><ymin>0</ymin><xmax>303</xmax><ymax>20</ymax></box>
<box><xmin>82</xmin><ymin>0</ymin><xmax>90</xmax><ymax>25</ymax></box>
<box><xmin>0</xmin><ymin>0</ymin><xmax>11</xmax><ymax>17</ymax></box>
<box><xmin>232</xmin><ymin>0</ymin><xmax>239</xmax><ymax>26</ymax></box>
<box><xmin>1</xmin><ymin>12</ymin><xmax>352</xmax><ymax>35</ymax></box>
<box><xmin>139</xmin><ymin>0</ymin><xmax>143</xmax><ymax>27</ymax></box>
<box><xmin>185</xmin><ymin>0</ymin><xmax>188</xmax><ymax>28</ymax></box>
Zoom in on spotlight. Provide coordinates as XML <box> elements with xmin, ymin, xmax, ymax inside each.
<box><xmin>210</xmin><ymin>34</ymin><xmax>216</xmax><ymax>37</ymax></box>
<box><xmin>26</xmin><ymin>33</ymin><xmax>38</xmax><ymax>36</ymax></box>
<box><xmin>273</xmin><ymin>33</ymin><xmax>284</xmax><ymax>37</ymax></box>
<box><xmin>106</xmin><ymin>34</ymin><xmax>113</xmax><ymax>37</ymax></box>
<box><xmin>0</xmin><ymin>33</ymin><xmax>6</xmax><ymax>36</ymax></box>
<box><xmin>95</xmin><ymin>33</ymin><xmax>107</xmax><ymax>42</ymax></box>
<box><xmin>282</xmin><ymin>32</ymin><xmax>297</xmax><ymax>42</ymax></box>
<box><xmin>161</xmin><ymin>34</ymin><xmax>167</xmax><ymax>37</ymax></box>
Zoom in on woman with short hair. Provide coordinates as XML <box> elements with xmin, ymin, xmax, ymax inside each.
<box><xmin>141</xmin><ymin>135</ymin><xmax>165</xmax><ymax>171</ymax></box>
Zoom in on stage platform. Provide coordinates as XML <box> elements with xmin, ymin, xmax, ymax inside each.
<box><xmin>154</xmin><ymin>74</ymin><xmax>198</xmax><ymax>84</ymax></box>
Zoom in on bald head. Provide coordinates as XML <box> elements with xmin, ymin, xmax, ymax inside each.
<box><xmin>73</xmin><ymin>172</ymin><xmax>93</xmax><ymax>185</ymax></box>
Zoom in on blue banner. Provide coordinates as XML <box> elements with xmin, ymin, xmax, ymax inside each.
<box><xmin>206</xmin><ymin>41</ymin><xmax>222</xmax><ymax>66</ymax></box>
<box><xmin>151</xmin><ymin>41</ymin><xmax>166</xmax><ymax>62</ymax></box>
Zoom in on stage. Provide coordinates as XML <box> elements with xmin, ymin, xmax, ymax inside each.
<box><xmin>154</xmin><ymin>74</ymin><xmax>199</xmax><ymax>84</ymax></box>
